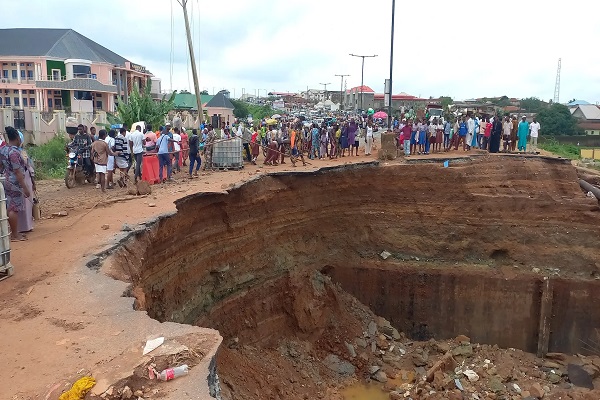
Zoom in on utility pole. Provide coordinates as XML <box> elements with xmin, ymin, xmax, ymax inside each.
<box><xmin>177</xmin><ymin>0</ymin><xmax>203</xmax><ymax>123</ymax></box>
<box><xmin>319</xmin><ymin>82</ymin><xmax>331</xmax><ymax>100</ymax></box>
<box><xmin>388</xmin><ymin>0</ymin><xmax>396</xmax><ymax>128</ymax></box>
<box><xmin>349</xmin><ymin>53</ymin><xmax>377</xmax><ymax>113</ymax></box>
<box><xmin>335</xmin><ymin>74</ymin><xmax>350</xmax><ymax>111</ymax></box>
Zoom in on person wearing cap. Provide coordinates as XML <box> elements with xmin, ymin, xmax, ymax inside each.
<box><xmin>517</xmin><ymin>116</ymin><xmax>529</xmax><ymax>153</ymax></box>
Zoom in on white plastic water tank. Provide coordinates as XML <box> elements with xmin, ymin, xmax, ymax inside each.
<box><xmin>212</xmin><ymin>137</ymin><xmax>243</xmax><ymax>169</ymax></box>
<box><xmin>0</xmin><ymin>177</ymin><xmax>14</xmax><ymax>281</ymax></box>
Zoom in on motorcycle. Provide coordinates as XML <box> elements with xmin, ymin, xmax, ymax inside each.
<box><xmin>64</xmin><ymin>147</ymin><xmax>95</xmax><ymax>188</ymax></box>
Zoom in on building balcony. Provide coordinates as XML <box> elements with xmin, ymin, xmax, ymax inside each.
<box><xmin>35</xmin><ymin>75</ymin><xmax>117</xmax><ymax>93</ymax></box>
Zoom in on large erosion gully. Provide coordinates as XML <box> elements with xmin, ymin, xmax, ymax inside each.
<box><xmin>101</xmin><ymin>156</ymin><xmax>600</xmax><ymax>397</ymax></box>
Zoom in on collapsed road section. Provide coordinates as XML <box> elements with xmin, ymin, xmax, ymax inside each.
<box><xmin>106</xmin><ymin>156</ymin><xmax>600</xmax><ymax>399</ymax></box>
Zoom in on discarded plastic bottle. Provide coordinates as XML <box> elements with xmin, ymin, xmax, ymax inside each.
<box><xmin>158</xmin><ymin>364</ymin><xmax>189</xmax><ymax>381</ymax></box>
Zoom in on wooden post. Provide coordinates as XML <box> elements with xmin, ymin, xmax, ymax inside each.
<box><xmin>179</xmin><ymin>0</ymin><xmax>204</xmax><ymax>124</ymax></box>
<box><xmin>537</xmin><ymin>278</ymin><xmax>554</xmax><ymax>358</ymax></box>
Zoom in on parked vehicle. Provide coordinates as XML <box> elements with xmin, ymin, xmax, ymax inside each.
<box><xmin>65</xmin><ymin>145</ymin><xmax>95</xmax><ymax>188</ymax></box>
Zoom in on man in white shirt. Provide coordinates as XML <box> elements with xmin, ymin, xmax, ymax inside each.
<box><xmin>466</xmin><ymin>116</ymin><xmax>475</xmax><ymax>151</ymax></box>
<box><xmin>129</xmin><ymin>125</ymin><xmax>145</xmax><ymax>183</ymax></box>
<box><xmin>529</xmin><ymin>117</ymin><xmax>541</xmax><ymax>154</ymax></box>
<box><xmin>172</xmin><ymin>127</ymin><xmax>182</xmax><ymax>172</ymax></box>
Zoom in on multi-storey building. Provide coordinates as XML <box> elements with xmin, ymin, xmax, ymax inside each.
<box><xmin>0</xmin><ymin>28</ymin><xmax>157</xmax><ymax>116</ymax></box>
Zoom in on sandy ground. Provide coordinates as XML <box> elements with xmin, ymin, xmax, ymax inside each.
<box><xmin>1</xmin><ymin>143</ymin><xmax>590</xmax><ymax>399</ymax></box>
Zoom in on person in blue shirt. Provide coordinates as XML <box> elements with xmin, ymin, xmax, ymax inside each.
<box><xmin>455</xmin><ymin>117</ymin><xmax>468</xmax><ymax>151</ymax></box>
<box><xmin>156</xmin><ymin>126</ymin><xmax>176</xmax><ymax>182</ymax></box>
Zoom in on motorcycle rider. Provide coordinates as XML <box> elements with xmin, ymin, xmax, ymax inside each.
<box><xmin>73</xmin><ymin>124</ymin><xmax>94</xmax><ymax>177</ymax></box>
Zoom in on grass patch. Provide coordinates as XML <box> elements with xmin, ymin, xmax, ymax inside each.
<box><xmin>539</xmin><ymin>138</ymin><xmax>580</xmax><ymax>160</ymax></box>
<box><xmin>27</xmin><ymin>135</ymin><xmax>68</xmax><ymax>180</ymax></box>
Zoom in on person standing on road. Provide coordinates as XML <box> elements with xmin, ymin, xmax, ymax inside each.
<box><xmin>455</xmin><ymin>117</ymin><xmax>468</xmax><ymax>151</ymax></box>
<box><xmin>202</xmin><ymin>125</ymin><xmax>216</xmax><ymax>171</ymax></box>
<box><xmin>1</xmin><ymin>127</ymin><xmax>31</xmax><ymax>241</ymax></box>
<box><xmin>91</xmin><ymin>130</ymin><xmax>116</xmax><ymax>192</ymax></box>
<box><xmin>401</xmin><ymin>119</ymin><xmax>412</xmax><ymax>157</ymax></box>
<box><xmin>529</xmin><ymin>117</ymin><xmax>540</xmax><ymax>154</ymax></box>
<box><xmin>242</xmin><ymin>123</ymin><xmax>252</xmax><ymax>162</ymax></box>
<box><xmin>489</xmin><ymin>115</ymin><xmax>503</xmax><ymax>153</ymax></box>
<box><xmin>503</xmin><ymin>116</ymin><xmax>512</xmax><ymax>152</ymax></box>
<box><xmin>510</xmin><ymin>116</ymin><xmax>518</xmax><ymax>152</ymax></box>
<box><xmin>180</xmin><ymin>128</ymin><xmax>189</xmax><ymax>166</ymax></box>
<box><xmin>365</xmin><ymin>121</ymin><xmax>374</xmax><ymax>156</ymax></box>
<box><xmin>157</xmin><ymin>128</ymin><xmax>175</xmax><ymax>182</ymax></box>
<box><xmin>517</xmin><ymin>116</ymin><xmax>529</xmax><ymax>152</ymax></box>
<box><xmin>114</xmin><ymin>128</ymin><xmax>130</xmax><ymax>187</ymax></box>
<box><xmin>129</xmin><ymin>125</ymin><xmax>145</xmax><ymax>183</ymax></box>
<box><xmin>172</xmin><ymin>127</ymin><xmax>182</xmax><ymax>173</ymax></box>
<box><xmin>188</xmin><ymin>128</ymin><xmax>201</xmax><ymax>177</ymax></box>
<box><xmin>465</xmin><ymin>115</ymin><xmax>475</xmax><ymax>151</ymax></box>
<box><xmin>105</xmin><ymin>129</ymin><xmax>116</xmax><ymax>189</ymax></box>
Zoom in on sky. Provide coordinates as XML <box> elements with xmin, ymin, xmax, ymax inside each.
<box><xmin>3</xmin><ymin>0</ymin><xmax>600</xmax><ymax>103</ymax></box>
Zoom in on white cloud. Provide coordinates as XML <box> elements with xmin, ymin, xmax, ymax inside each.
<box><xmin>3</xmin><ymin>0</ymin><xmax>600</xmax><ymax>103</ymax></box>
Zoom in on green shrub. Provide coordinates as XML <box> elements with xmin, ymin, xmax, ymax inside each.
<box><xmin>27</xmin><ymin>134</ymin><xmax>68</xmax><ymax>179</ymax></box>
<box><xmin>539</xmin><ymin>138</ymin><xmax>580</xmax><ymax>160</ymax></box>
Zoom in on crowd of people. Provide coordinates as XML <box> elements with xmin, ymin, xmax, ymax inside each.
<box><xmin>0</xmin><ymin>111</ymin><xmax>541</xmax><ymax>241</ymax></box>
<box><xmin>390</xmin><ymin>114</ymin><xmax>540</xmax><ymax>156</ymax></box>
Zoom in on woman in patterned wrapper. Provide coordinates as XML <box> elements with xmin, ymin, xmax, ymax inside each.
<box><xmin>0</xmin><ymin>127</ymin><xmax>32</xmax><ymax>241</ymax></box>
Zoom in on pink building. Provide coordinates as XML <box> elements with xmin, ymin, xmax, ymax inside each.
<box><xmin>0</xmin><ymin>28</ymin><xmax>160</xmax><ymax>129</ymax></box>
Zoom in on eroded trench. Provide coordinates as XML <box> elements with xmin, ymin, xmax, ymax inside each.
<box><xmin>109</xmin><ymin>157</ymin><xmax>600</xmax><ymax>399</ymax></box>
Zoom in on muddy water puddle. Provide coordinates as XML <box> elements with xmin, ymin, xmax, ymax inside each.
<box><xmin>342</xmin><ymin>373</ymin><xmax>414</xmax><ymax>400</ymax></box>
<box><xmin>341</xmin><ymin>383</ymin><xmax>389</xmax><ymax>400</ymax></box>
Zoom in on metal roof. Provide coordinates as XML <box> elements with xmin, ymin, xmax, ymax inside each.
<box><xmin>205</xmin><ymin>92</ymin><xmax>234</xmax><ymax>109</ymax></box>
<box><xmin>573</xmin><ymin>105</ymin><xmax>600</xmax><ymax>121</ymax></box>
<box><xmin>0</xmin><ymin>28</ymin><xmax>128</xmax><ymax>65</ymax></box>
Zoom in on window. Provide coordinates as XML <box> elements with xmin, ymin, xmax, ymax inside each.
<box><xmin>27</xmin><ymin>70</ymin><xmax>33</xmax><ymax>79</ymax></box>
<box><xmin>29</xmin><ymin>90</ymin><xmax>34</xmax><ymax>95</ymax></box>
<box><xmin>53</xmin><ymin>90</ymin><xmax>61</xmax><ymax>95</ymax></box>
<box><xmin>47</xmin><ymin>98</ymin><xmax>52</xmax><ymax>108</ymax></box>
<box><xmin>29</xmin><ymin>98</ymin><xmax>35</xmax><ymax>107</ymax></box>
<box><xmin>54</xmin><ymin>98</ymin><xmax>62</xmax><ymax>108</ymax></box>
<box><xmin>13</xmin><ymin>90</ymin><xmax>18</xmax><ymax>94</ymax></box>
<box><xmin>52</xmin><ymin>69</ymin><xmax>61</xmax><ymax>81</ymax></box>
<box><xmin>5</xmin><ymin>98</ymin><xmax>10</xmax><ymax>106</ymax></box>
<box><xmin>22</xmin><ymin>98</ymin><xmax>27</xmax><ymax>107</ymax></box>
<box><xmin>20</xmin><ymin>63</ymin><xmax>24</xmax><ymax>67</ymax></box>
<box><xmin>11</xmin><ymin>70</ymin><xmax>17</xmax><ymax>79</ymax></box>
<box><xmin>2</xmin><ymin>70</ymin><xmax>7</xmax><ymax>78</ymax></box>
<box><xmin>10</xmin><ymin>63</ymin><xmax>16</xmax><ymax>66</ymax></box>
<box><xmin>20</xmin><ymin>70</ymin><xmax>25</xmax><ymax>79</ymax></box>
<box><xmin>0</xmin><ymin>98</ymin><xmax>2</xmax><ymax>105</ymax></box>
<box><xmin>47</xmin><ymin>90</ymin><xmax>52</xmax><ymax>95</ymax></box>
<box><xmin>96</xmin><ymin>93</ymin><xmax>103</xmax><ymax>98</ymax></box>
<box><xmin>95</xmin><ymin>100</ymin><xmax>103</xmax><ymax>109</ymax></box>
<box><xmin>73</xmin><ymin>64</ymin><xmax>91</xmax><ymax>78</ymax></box>
<box><xmin>27</xmin><ymin>63</ymin><xmax>33</xmax><ymax>67</ymax></box>
<box><xmin>74</xmin><ymin>91</ymin><xmax>92</xmax><ymax>100</ymax></box>
<box><xmin>14</xmin><ymin>98</ymin><xmax>19</xmax><ymax>106</ymax></box>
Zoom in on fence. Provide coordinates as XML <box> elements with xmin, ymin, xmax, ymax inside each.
<box><xmin>580</xmin><ymin>149</ymin><xmax>600</xmax><ymax>160</ymax></box>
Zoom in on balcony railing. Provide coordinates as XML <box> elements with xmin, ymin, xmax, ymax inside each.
<box><xmin>41</xmin><ymin>74</ymin><xmax>98</xmax><ymax>81</ymax></box>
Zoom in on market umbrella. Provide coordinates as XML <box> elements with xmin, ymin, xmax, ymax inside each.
<box><xmin>373</xmin><ymin>111</ymin><xmax>388</xmax><ymax>119</ymax></box>
<box><xmin>367</xmin><ymin>108</ymin><xmax>375</xmax><ymax>115</ymax></box>
<box><xmin>266</xmin><ymin>118</ymin><xmax>278</xmax><ymax>125</ymax></box>
<box><xmin>272</xmin><ymin>114</ymin><xmax>282</xmax><ymax>119</ymax></box>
